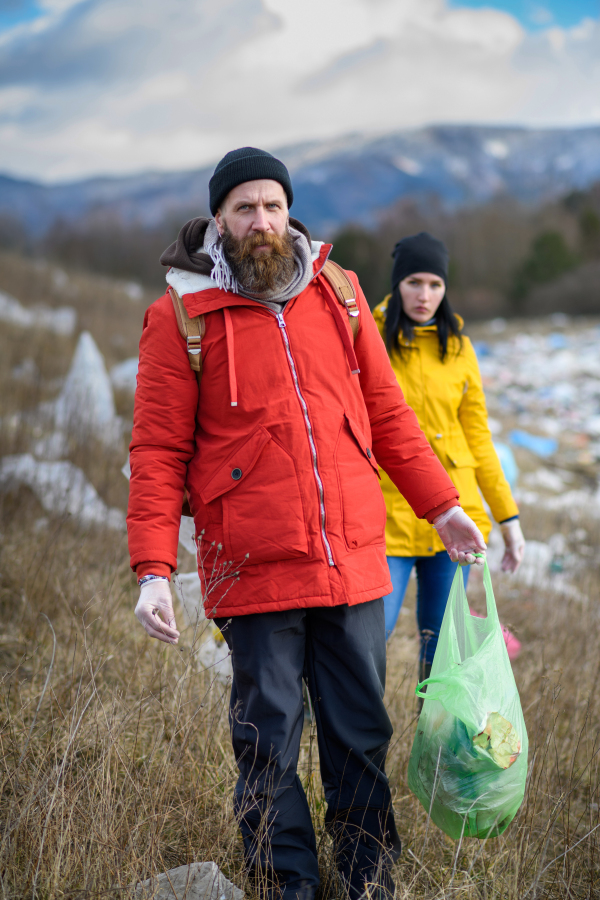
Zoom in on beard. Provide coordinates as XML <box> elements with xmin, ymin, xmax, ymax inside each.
<box><xmin>220</xmin><ymin>224</ymin><xmax>296</xmax><ymax>295</ymax></box>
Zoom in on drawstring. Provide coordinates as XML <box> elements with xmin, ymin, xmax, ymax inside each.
<box><xmin>318</xmin><ymin>275</ymin><xmax>360</xmax><ymax>375</ymax></box>
<box><xmin>223</xmin><ymin>308</ymin><xmax>238</xmax><ymax>407</ymax></box>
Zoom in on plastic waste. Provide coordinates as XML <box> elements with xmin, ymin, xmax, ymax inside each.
<box><xmin>408</xmin><ymin>560</ymin><xmax>528</xmax><ymax>839</ymax></box>
<box><xmin>493</xmin><ymin>442</ymin><xmax>519</xmax><ymax>490</ymax></box>
<box><xmin>0</xmin><ymin>289</ymin><xmax>76</xmax><ymax>336</ymax></box>
<box><xmin>509</xmin><ymin>429</ymin><xmax>558</xmax><ymax>458</ymax></box>
<box><xmin>0</xmin><ymin>453</ymin><xmax>125</xmax><ymax>530</ymax></box>
<box><xmin>54</xmin><ymin>331</ymin><xmax>122</xmax><ymax>446</ymax></box>
<box><xmin>110</xmin><ymin>357</ymin><xmax>139</xmax><ymax>393</ymax></box>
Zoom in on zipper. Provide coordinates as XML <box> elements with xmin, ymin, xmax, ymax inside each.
<box><xmin>276</xmin><ymin>312</ymin><xmax>335</xmax><ymax>567</ymax></box>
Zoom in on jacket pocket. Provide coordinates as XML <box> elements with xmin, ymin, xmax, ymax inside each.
<box><xmin>200</xmin><ymin>425</ymin><xmax>308</xmax><ymax>565</ymax></box>
<box><xmin>335</xmin><ymin>413</ymin><xmax>386</xmax><ymax>551</ymax></box>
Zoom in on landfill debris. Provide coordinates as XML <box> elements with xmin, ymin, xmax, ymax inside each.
<box><xmin>53</xmin><ymin>332</ymin><xmax>122</xmax><ymax>446</ymax></box>
<box><xmin>122</xmin><ymin>282</ymin><xmax>144</xmax><ymax>302</ymax></box>
<box><xmin>32</xmin><ymin>430</ymin><xmax>69</xmax><ymax>460</ymax></box>
<box><xmin>11</xmin><ymin>358</ymin><xmax>38</xmax><ymax>383</ymax></box>
<box><xmin>476</xmin><ymin>324</ymin><xmax>600</xmax><ymax>465</ymax></box>
<box><xmin>110</xmin><ymin>357</ymin><xmax>138</xmax><ymax>393</ymax></box>
<box><xmin>509</xmin><ymin>430</ymin><xmax>558</xmax><ymax>459</ymax></box>
<box><xmin>172</xmin><ymin>571</ymin><xmax>204</xmax><ymax>627</ymax></box>
<box><xmin>0</xmin><ymin>289</ymin><xmax>76</xmax><ymax>336</ymax></box>
<box><xmin>179</xmin><ymin>515</ymin><xmax>197</xmax><ymax>556</ymax></box>
<box><xmin>473</xmin><ymin>712</ymin><xmax>521</xmax><ymax>769</ymax></box>
<box><xmin>522</xmin><ymin>467</ymin><xmax>572</xmax><ymax>493</ymax></box>
<box><xmin>133</xmin><ymin>861</ymin><xmax>243</xmax><ymax>900</ymax></box>
<box><xmin>494</xmin><ymin>441</ymin><xmax>519</xmax><ymax>490</ymax></box>
<box><xmin>0</xmin><ymin>454</ymin><xmax>125</xmax><ymax>530</ymax></box>
<box><xmin>172</xmin><ymin>571</ymin><xmax>232</xmax><ymax>682</ymax></box>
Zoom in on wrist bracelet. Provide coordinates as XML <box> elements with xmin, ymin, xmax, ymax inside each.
<box><xmin>138</xmin><ymin>574</ymin><xmax>170</xmax><ymax>587</ymax></box>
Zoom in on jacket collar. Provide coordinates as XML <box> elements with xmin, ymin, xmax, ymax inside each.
<box><xmin>175</xmin><ymin>241</ymin><xmax>332</xmax><ymax>317</ymax></box>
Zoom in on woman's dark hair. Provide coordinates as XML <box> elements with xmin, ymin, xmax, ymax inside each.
<box><xmin>384</xmin><ymin>284</ymin><xmax>462</xmax><ymax>361</ymax></box>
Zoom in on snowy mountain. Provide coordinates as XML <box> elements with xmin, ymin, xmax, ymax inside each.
<box><xmin>2</xmin><ymin>124</ymin><xmax>600</xmax><ymax>236</ymax></box>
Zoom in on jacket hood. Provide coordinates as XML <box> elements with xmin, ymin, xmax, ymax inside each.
<box><xmin>160</xmin><ymin>216</ymin><xmax>330</xmax><ymax>314</ymax></box>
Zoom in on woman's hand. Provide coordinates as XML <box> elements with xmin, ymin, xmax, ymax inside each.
<box><xmin>135</xmin><ymin>580</ymin><xmax>180</xmax><ymax>644</ymax></box>
<box><xmin>500</xmin><ymin>519</ymin><xmax>525</xmax><ymax>573</ymax></box>
<box><xmin>433</xmin><ymin>506</ymin><xmax>486</xmax><ymax>566</ymax></box>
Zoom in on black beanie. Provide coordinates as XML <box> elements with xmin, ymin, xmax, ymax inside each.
<box><xmin>209</xmin><ymin>147</ymin><xmax>293</xmax><ymax>215</ymax></box>
<box><xmin>391</xmin><ymin>232</ymin><xmax>449</xmax><ymax>290</ymax></box>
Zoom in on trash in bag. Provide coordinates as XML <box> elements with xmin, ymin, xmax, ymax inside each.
<box><xmin>407</xmin><ymin>559</ymin><xmax>528</xmax><ymax>839</ymax></box>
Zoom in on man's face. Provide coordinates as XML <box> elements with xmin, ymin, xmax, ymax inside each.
<box><xmin>215</xmin><ymin>179</ymin><xmax>289</xmax><ymax>253</ymax></box>
<box><xmin>216</xmin><ymin>179</ymin><xmax>296</xmax><ymax>295</ymax></box>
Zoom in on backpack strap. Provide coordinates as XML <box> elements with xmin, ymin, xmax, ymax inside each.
<box><xmin>169</xmin><ymin>258</ymin><xmax>359</xmax><ymax>385</ymax></box>
<box><xmin>321</xmin><ymin>259</ymin><xmax>360</xmax><ymax>341</ymax></box>
<box><xmin>169</xmin><ymin>286</ymin><xmax>205</xmax><ymax>383</ymax></box>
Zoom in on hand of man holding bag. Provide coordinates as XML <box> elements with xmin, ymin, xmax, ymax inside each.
<box><xmin>433</xmin><ymin>506</ymin><xmax>486</xmax><ymax>566</ymax></box>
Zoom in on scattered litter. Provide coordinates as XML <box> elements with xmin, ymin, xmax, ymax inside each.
<box><xmin>172</xmin><ymin>571</ymin><xmax>203</xmax><ymax>627</ymax></box>
<box><xmin>478</xmin><ymin>324</ymin><xmax>600</xmax><ymax>465</ymax></box>
<box><xmin>488</xmin><ymin>318</ymin><xmax>507</xmax><ymax>333</ymax></box>
<box><xmin>494</xmin><ymin>441</ymin><xmax>519</xmax><ymax>489</ymax></box>
<box><xmin>110</xmin><ymin>357</ymin><xmax>138</xmax><ymax>393</ymax></box>
<box><xmin>53</xmin><ymin>331</ymin><xmax>122</xmax><ymax>446</ymax></box>
<box><xmin>522</xmin><ymin>467</ymin><xmax>570</xmax><ymax>493</ymax></box>
<box><xmin>172</xmin><ymin>570</ymin><xmax>232</xmax><ymax>682</ymax></box>
<box><xmin>32</xmin><ymin>430</ymin><xmax>69</xmax><ymax>460</ymax></box>
<box><xmin>122</xmin><ymin>282</ymin><xmax>144</xmax><ymax>302</ymax></box>
<box><xmin>0</xmin><ymin>289</ymin><xmax>76</xmax><ymax>336</ymax></box>
<box><xmin>179</xmin><ymin>516</ymin><xmax>197</xmax><ymax>556</ymax></box>
<box><xmin>133</xmin><ymin>861</ymin><xmax>243</xmax><ymax>900</ymax></box>
<box><xmin>510</xmin><ymin>430</ymin><xmax>558</xmax><ymax>459</ymax></box>
<box><xmin>0</xmin><ymin>454</ymin><xmax>125</xmax><ymax>530</ymax></box>
<box><xmin>11</xmin><ymin>358</ymin><xmax>38</xmax><ymax>383</ymax></box>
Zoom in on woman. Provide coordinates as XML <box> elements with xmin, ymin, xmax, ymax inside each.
<box><xmin>373</xmin><ymin>232</ymin><xmax>525</xmax><ymax>683</ymax></box>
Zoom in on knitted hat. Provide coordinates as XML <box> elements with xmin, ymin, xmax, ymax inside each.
<box><xmin>391</xmin><ymin>232</ymin><xmax>449</xmax><ymax>290</ymax></box>
<box><xmin>209</xmin><ymin>147</ymin><xmax>294</xmax><ymax>215</ymax></box>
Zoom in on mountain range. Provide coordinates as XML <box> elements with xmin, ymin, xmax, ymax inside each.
<box><xmin>2</xmin><ymin>124</ymin><xmax>600</xmax><ymax>237</ymax></box>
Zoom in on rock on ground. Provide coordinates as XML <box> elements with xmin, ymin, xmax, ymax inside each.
<box><xmin>133</xmin><ymin>861</ymin><xmax>243</xmax><ymax>900</ymax></box>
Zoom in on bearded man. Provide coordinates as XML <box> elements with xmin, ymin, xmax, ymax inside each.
<box><xmin>127</xmin><ymin>147</ymin><xmax>486</xmax><ymax>900</ymax></box>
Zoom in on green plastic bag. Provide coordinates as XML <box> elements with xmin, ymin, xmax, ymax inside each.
<box><xmin>407</xmin><ymin>560</ymin><xmax>528</xmax><ymax>839</ymax></box>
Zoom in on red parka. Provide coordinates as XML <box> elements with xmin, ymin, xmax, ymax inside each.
<box><xmin>127</xmin><ymin>244</ymin><xmax>458</xmax><ymax>617</ymax></box>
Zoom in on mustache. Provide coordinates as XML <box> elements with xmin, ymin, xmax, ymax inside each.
<box><xmin>223</xmin><ymin>229</ymin><xmax>294</xmax><ymax>262</ymax></box>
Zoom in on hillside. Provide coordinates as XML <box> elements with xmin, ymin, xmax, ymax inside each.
<box><xmin>3</xmin><ymin>124</ymin><xmax>600</xmax><ymax>236</ymax></box>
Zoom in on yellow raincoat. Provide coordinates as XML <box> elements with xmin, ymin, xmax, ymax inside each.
<box><xmin>373</xmin><ymin>299</ymin><xmax>518</xmax><ymax>557</ymax></box>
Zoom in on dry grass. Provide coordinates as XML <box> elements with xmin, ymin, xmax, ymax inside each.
<box><xmin>1</xmin><ymin>252</ymin><xmax>600</xmax><ymax>898</ymax></box>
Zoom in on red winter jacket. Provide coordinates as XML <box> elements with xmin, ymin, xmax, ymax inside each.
<box><xmin>127</xmin><ymin>244</ymin><xmax>458</xmax><ymax>617</ymax></box>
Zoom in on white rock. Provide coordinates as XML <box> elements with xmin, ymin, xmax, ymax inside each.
<box><xmin>54</xmin><ymin>331</ymin><xmax>121</xmax><ymax>446</ymax></box>
<box><xmin>133</xmin><ymin>861</ymin><xmax>243</xmax><ymax>900</ymax></box>
<box><xmin>110</xmin><ymin>357</ymin><xmax>139</xmax><ymax>393</ymax></box>
<box><xmin>0</xmin><ymin>289</ymin><xmax>76</xmax><ymax>336</ymax></box>
<box><xmin>0</xmin><ymin>454</ymin><xmax>125</xmax><ymax>530</ymax></box>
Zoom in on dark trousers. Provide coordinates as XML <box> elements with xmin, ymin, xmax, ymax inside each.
<box><xmin>215</xmin><ymin>599</ymin><xmax>400</xmax><ymax>900</ymax></box>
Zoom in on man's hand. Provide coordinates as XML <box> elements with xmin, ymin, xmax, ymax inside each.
<box><xmin>433</xmin><ymin>506</ymin><xmax>486</xmax><ymax>566</ymax></box>
<box><xmin>135</xmin><ymin>580</ymin><xmax>180</xmax><ymax>644</ymax></box>
<box><xmin>500</xmin><ymin>519</ymin><xmax>525</xmax><ymax>573</ymax></box>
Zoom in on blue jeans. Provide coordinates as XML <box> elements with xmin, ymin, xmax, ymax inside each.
<box><xmin>384</xmin><ymin>552</ymin><xmax>469</xmax><ymax>663</ymax></box>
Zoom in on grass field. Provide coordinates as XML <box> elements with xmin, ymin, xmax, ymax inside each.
<box><xmin>1</xmin><ymin>252</ymin><xmax>599</xmax><ymax>898</ymax></box>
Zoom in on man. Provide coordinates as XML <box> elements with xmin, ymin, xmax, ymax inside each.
<box><xmin>128</xmin><ymin>147</ymin><xmax>486</xmax><ymax>900</ymax></box>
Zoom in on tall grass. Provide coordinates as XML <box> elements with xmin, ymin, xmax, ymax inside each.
<box><xmin>1</xmin><ymin>252</ymin><xmax>599</xmax><ymax>897</ymax></box>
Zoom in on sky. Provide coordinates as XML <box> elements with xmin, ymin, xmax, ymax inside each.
<box><xmin>0</xmin><ymin>0</ymin><xmax>598</xmax><ymax>183</ymax></box>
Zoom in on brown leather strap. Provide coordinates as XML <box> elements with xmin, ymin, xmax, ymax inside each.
<box><xmin>322</xmin><ymin>259</ymin><xmax>360</xmax><ymax>341</ymax></box>
<box><xmin>169</xmin><ymin>286</ymin><xmax>205</xmax><ymax>381</ymax></box>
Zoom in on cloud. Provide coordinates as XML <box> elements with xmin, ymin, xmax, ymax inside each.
<box><xmin>0</xmin><ymin>0</ymin><xmax>598</xmax><ymax>181</ymax></box>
